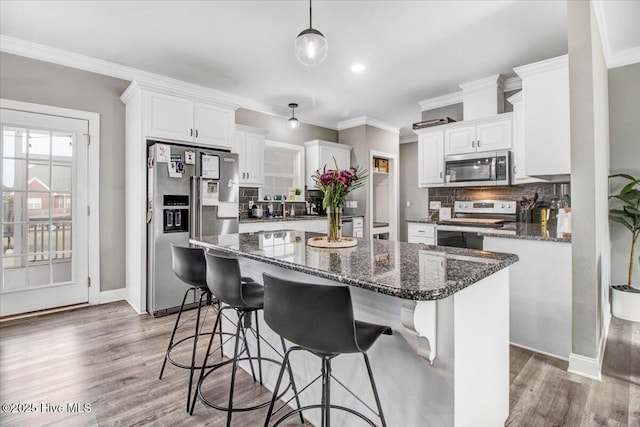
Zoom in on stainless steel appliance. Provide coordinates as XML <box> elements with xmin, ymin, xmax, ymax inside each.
<box><xmin>437</xmin><ymin>200</ymin><xmax>517</xmax><ymax>249</ymax></box>
<box><xmin>444</xmin><ymin>150</ymin><xmax>510</xmax><ymax>187</ymax></box>
<box><xmin>341</xmin><ymin>217</ymin><xmax>354</xmax><ymax>237</ymax></box>
<box><xmin>147</xmin><ymin>142</ymin><xmax>239</xmax><ymax>316</ymax></box>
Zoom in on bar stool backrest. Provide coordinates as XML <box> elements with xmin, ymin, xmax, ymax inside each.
<box><xmin>205</xmin><ymin>251</ymin><xmax>245</xmax><ymax>306</ymax></box>
<box><xmin>262</xmin><ymin>273</ymin><xmax>360</xmax><ymax>354</ymax></box>
<box><xmin>170</xmin><ymin>244</ymin><xmax>207</xmax><ymax>288</ymax></box>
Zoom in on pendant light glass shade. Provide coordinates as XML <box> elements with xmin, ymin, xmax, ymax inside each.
<box><xmin>295</xmin><ymin>28</ymin><xmax>328</xmax><ymax>66</ymax></box>
<box><xmin>294</xmin><ymin>0</ymin><xmax>327</xmax><ymax>66</ymax></box>
<box><xmin>288</xmin><ymin>103</ymin><xmax>300</xmax><ymax>129</ymax></box>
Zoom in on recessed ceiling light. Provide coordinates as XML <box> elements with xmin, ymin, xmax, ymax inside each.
<box><xmin>351</xmin><ymin>63</ymin><xmax>365</xmax><ymax>73</ymax></box>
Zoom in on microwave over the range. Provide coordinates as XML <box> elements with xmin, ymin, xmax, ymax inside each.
<box><xmin>444</xmin><ymin>150</ymin><xmax>510</xmax><ymax>187</ymax></box>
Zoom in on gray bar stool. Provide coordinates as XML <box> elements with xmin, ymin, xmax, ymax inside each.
<box><xmin>262</xmin><ymin>273</ymin><xmax>392</xmax><ymax>427</ymax></box>
<box><xmin>191</xmin><ymin>251</ymin><xmax>302</xmax><ymax>427</ymax></box>
<box><xmin>160</xmin><ymin>244</ymin><xmax>252</xmax><ymax>412</ymax></box>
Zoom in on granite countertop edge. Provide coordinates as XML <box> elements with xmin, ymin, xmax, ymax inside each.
<box><xmin>241</xmin><ymin>215</ymin><xmax>362</xmax><ymax>224</ymax></box>
<box><xmin>190</xmin><ymin>237</ymin><xmax>519</xmax><ymax>301</ymax></box>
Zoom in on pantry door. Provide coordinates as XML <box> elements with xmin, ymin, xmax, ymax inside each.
<box><xmin>1</xmin><ymin>109</ymin><xmax>89</xmax><ymax>316</ymax></box>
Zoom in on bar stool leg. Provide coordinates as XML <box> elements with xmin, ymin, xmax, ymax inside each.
<box><xmin>363</xmin><ymin>353</ymin><xmax>387</xmax><ymax>427</ymax></box>
<box><xmin>217</xmin><ymin>301</ymin><xmax>224</xmax><ymax>358</ymax></box>
<box><xmin>280</xmin><ymin>337</ymin><xmax>305</xmax><ymax>424</ymax></box>
<box><xmin>241</xmin><ymin>319</ymin><xmax>258</xmax><ymax>382</ymax></box>
<box><xmin>324</xmin><ymin>357</ymin><xmax>332</xmax><ymax>427</ymax></box>
<box><xmin>226</xmin><ymin>311</ymin><xmax>245</xmax><ymax>427</ymax></box>
<box><xmin>190</xmin><ymin>305</ymin><xmax>225</xmax><ymax>415</ymax></box>
<box><xmin>255</xmin><ymin>310</ymin><xmax>264</xmax><ymax>385</ymax></box>
<box><xmin>159</xmin><ymin>286</ymin><xmax>194</xmax><ymax>380</ymax></box>
<box><xmin>186</xmin><ymin>289</ymin><xmax>207</xmax><ymax>412</ymax></box>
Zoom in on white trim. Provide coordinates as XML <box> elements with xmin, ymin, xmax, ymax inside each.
<box><xmin>368</xmin><ymin>150</ymin><xmax>399</xmax><ymax>241</ymax></box>
<box><xmin>99</xmin><ymin>288</ymin><xmax>127</xmax><ymax>304</ymax></box>
<box><xmin>459</xmin><ymin>74</ymin><xmax>505</xmax><ymax>92</ymax></box>
<box><xmin>506</xmin><ymin>91</ymin><xmax>523</xmax><ymax>105</ymax></box>
<box><xmin>503</xmin><ymin>77</ymin><xmax>522</xmax><ymax>92</ymax></box>
<box><xmin>418</xmin><ymin>91</ymin><xmax>464</xmax><ymax>111</ymax></box>
<box><xmin>609</xmin><ymin>46</ymin><xmax>640</xmax><ymax>69</ymax></box>
<box><xmin>1</xmin><ymin>35</ymin><xmax>338</xmax><ymax>131</ymax></box>
<box><xmin>235</xmin><ymin>124</ymin><xmax>269</xmax><ymax>135</ymax></box>
<box><xmin>0</xmin><ymin>99</ymin><xmax>101</xmax><ymax>306</ymax></box>
<box><xmin>591</xmin><ymin>0</ymin><xmax>612</xmax><ymax>67</ymax></box>
<box><xmin>513</xmin><ymin>55</ymin><xmax>569</xmax><ymax>78</ymax></box>
<box><xmin>509</xmin><ymin>342</ymin><xmax>569</xmax><ymax>362</ymax></box>
<box><xmin>567</xmin><ymin>312</ymin><xmax>611</xmax><ymax>381</ymax></box>
<box><xmin>337</xmin><ymin>116</ymin><xmax>400</xmax><ymax>134</ymax></box>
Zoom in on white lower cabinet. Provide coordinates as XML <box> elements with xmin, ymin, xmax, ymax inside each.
<box><xmin>407</xmin><ymin>223</ymin><xmax>437</xmax><ymax>245</ymax></box>
<box><xmin>353</xmin><ymin>217</ymin><xmax>364</xmax><ymax>237</ymax></box>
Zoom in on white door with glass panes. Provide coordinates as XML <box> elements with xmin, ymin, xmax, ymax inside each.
<box><xmin>1</xmin><ymin>109</ymin><xmax>89</xmax><ymax>316</ymax></box>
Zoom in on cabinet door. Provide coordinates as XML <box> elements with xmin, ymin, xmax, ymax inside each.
<box><xmin>194</xmin><ymin>102</ymin><xmax>234</xmax><ymax>149</ymax></box>
<box><xmin>319</xmin><ymin>147</ymin><xmax>350</xmax><ymax>172</ymax></box>
<box><xmin>418</xmin><ymin>131</ymin><xmax>444</xmax><ymax>187</ymax></box>
<box><xmin>444</xmin><ymin>125</ymin><xmax>476</xmax><ymax>155</ymax></box>
<box><xmin>231</xmin><ymin>132</ymin><xmax>247</xmax><ymax>182</ymax></box>
<box><xmin>243</xmin><ymin>133</ymin><xmax>265</xmax><ymax>186</ymax></box>
<box><xmin>476</xmin><ymin>118</ymin><xmax>512</xmax><ymax>152</ymax></box>
<box><xmin>146</xmin><ymin>92</ymin><xmax>194</xmax><ymax>142</ymax></box>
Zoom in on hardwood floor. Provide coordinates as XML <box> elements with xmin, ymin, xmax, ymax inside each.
<box><xmin>0</xmin><ymin>301</ymin><xmax>638</xmax><ymax>426</ymax></box>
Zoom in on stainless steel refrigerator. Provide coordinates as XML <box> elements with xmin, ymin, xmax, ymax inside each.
<box><xmin>147</xmin><ymin>142</ymin><xmax>239</xmax><ymax>316</ymax></box>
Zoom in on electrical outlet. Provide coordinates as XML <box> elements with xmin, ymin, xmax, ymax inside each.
<box><xmin>429</xmin><ymin>201</ymin><xmax>441</xmax><ymax>209</ymax></box>
<box><xmin>248</xmin><ymin>200</ymin><xmax>254</xmax><ymax>209</ymax></box>
<box><xmin>350</xmin><ymin>200</ymin><xmax>358</xmax><ymax>208</ymax></box>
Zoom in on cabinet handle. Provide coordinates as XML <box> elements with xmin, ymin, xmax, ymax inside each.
<box><xmin>247</xmin><ymin>172</ymin><xmax>250</xmax><ymax>179</ymax></box>
<box><xmin>477</xmin><ymin>140</ymin><xmax>481</xmax><ymax>147</ymax></box>
<box><xmin>439</xmin><ymin>171</ymin><xmax>443</xmax><ymax>178</ymax></box>
<box><xmin>190</xmin><ymin>128</ymin><xmax>193</xmax><ymax>137</ymax></box>
<box><xmin>472</xmin><ymin>140</ymin><xmax>475</xmax><ymax>148</ymax></box>
<box><xmin>195</xmin><ymin>129</ymin><xmax>199</xmax><ymax>138</ymax></box>
<box><xmin>513</xmin><ymin>165</ymin><xmax>518</xmax><ymax>174</ymax></box>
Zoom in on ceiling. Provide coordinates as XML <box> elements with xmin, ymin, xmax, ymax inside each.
<box><xmin>0</xmin><ymin>1</ymin><xmax>637</xmax><ymax>139</ymax></box>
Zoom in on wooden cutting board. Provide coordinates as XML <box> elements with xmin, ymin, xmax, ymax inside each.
<box><xmin>441</xmin><ymin>218</ymin><xmax>505</xmax><ymax>224</ymax></box>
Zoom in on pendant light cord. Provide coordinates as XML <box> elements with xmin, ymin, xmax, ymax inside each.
<box><xmin>309</xmin><ymin>0</ymin><xmax>313</xmax><ymax>29</ymax></box>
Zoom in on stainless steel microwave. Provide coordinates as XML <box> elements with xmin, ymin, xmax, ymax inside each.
<box><xmin>444</xmin><ymin>150</ymin><xmax>510</xmax><ymax>187</ymax></box>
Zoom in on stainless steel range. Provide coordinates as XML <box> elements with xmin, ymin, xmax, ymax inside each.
<box><xmin>437</xmin><ymin>200</ymin><xmax>517</xmax><ymax>249</ymax></box>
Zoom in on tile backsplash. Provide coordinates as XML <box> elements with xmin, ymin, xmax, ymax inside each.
<box><xmin>428</xmin><ymin>182</ymin><xmax>571</xmax><ymax>220</ymax></box>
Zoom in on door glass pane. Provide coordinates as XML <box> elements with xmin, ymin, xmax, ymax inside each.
<box><xmin>3</xmin><ymin>192</ymin><xmax>24</xmax><ymax>223</ymax></box>
<box><xmin>28</xmin><ymin>257</ymin><xmax>51</xmax><ymax>287</ymax></box>
<box><xmin>52</xmin><ymin>132</ymin><xmax>73</xmax><ymax>160</ymax></box>
<box><xmin>28</xmin><ymin>222</ymin><xmax>50</xmax><ymax>256</ymax></box>
<box><xmin>51</xmin><ymin>221</ymin><xmax>72</xmax><ymax>251</ymax></box>
<box><xmin>2</xmin><ymin>255</ymin><xmax>27</xmax><ymax>290</ymax></box>
<box><xmin>52</xmin><ymin>194</ymin><xmax>72</xmax><ymax>220</ymax></box>
<box><xmin>27</xmin><ymin>192</ymin><xmax>49</xmax><ymax>221</ymax></box>
<box><xmin>2</xmin><ymin>126</ymin><xmax>27</xmax><ymax>158</ymax></box>
<box><xmin>28</xmin><ymin>162</ymin><xmax>50</xmax><ymax>188</ymax></box>
<box><xmin>27</xmin><ymin>129</ymin><xmax>50</xmax><ymax>159</ymax></box>
<box><xmin>51</xmin><ymin>165</ymin><xmax>72</xmax><ymax>192</ymax></box>
<box><xmin>3</xmin><ymin>223</ymin><xmax>26</xmax><ymax>256</ymax></box>
<box><xmin>52</xmin><ymin>254</ymin><xmax>72</xmax><ymax>283</ymax></box>
<box><xmin>3</xmin><ymin>159</ymin><xmax>27</xmax><ymax>190</ymax></box>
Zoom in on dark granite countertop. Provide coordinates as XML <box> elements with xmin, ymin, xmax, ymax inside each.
<box><xmin>479</xmin><ymin>222</ymin><xmax>572</xmax><ymax>243</ymax></box>
<box><xmin>240</xmin><ymin>215</ymin><xmax>363</xmax><ymax>224</ymax></box>
<box><xmin>190</xmin><ymin>231</ymin><xmax>518</xmax><ymax>301</ymax></box>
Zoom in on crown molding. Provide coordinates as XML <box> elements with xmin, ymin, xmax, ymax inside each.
<box><xmin>459</xmin><ymin>74</ymin><xmax>505</xmax><ymax>92</ymax></box>
<box><xmin>418</xmin><ymin>91</ymin><xmax>463</xmax><ymax>111</ymax></box>
<box><xmin>513</xmin><ymin>55</ymin><xmax>568</xmax><ymax>78</ymax></box>
<box><xmin>608</xmin><ymin>46</ymin><xmax>640</xmax><ymax>69</ymax></box>
<box><xmin>235</xmin><ymin>124</ymin><xmax>269</xmax><ymax>135</ymax></box>
<box><xmin>0</xmin><ymin>35</ymin><xmax>340</xmax><ymax>130</ymax></box>
<box><xmin>506</xmin><ymin>90</ymin><xmax>523</xmax><ymax>105</ymax></box>
<box><xmin>337</xmin><ymin>116</ymin><xmax>400</xmax><ymax>134</ymax></box>
<box><xmin>399</xmin><ymin>132</ymin><xmax>418</xmax><ymax>144</ymax></box>
<box><xmin>591</xmin><ymin>0</ymin><xmax>612</xmax><ymax>67</ymax></box>
<box><xmin>503</xmin><ymin>76</ymin><xmax>522</xmax><ymax>92</ymax></box>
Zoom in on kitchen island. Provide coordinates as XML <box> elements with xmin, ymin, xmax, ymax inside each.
<box><xmin>191</xmin><ymin>231</ymin><xmax>518</xmax><ymax>427</ymax></box>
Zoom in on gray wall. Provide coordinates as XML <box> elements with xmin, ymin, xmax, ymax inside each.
<box><xmin>609</xmin><ymin>62</ymin><xmax>640</xmax><ymax>288</ymax></box>
<box><xmin>235</xmin><ymin>108</ymin><xmax>338</xmax><ymax>146</ymax></box>
<box><xmin>421</xmin><ymin>103</ymin><xmax>463</xmax><ymax>122</ymax></box>
<box><xmin>0</xmin><ymin>52</ymin><xmax>129</xmax><ymax>292</ymax></box>
<box><xmin>399</xmin><ymin>142</ymin><xmax>429</xmax><ymax>242</ymax></box>
<box><xmin>567</xmin><ymin>0</ymin><xmax>610</xmax><ymax>360</ymax></box>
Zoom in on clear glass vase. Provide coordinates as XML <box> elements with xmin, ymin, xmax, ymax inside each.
<box><xmin>326</xmin><ymin>206</ymin><xmax>342</xmax><ymax>242</ymax></box>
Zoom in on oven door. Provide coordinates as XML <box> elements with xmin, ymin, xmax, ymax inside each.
<box><xmin>444</xmin><ymin>150</ymin><xmax>509</xmax><ymax>187</ymax></box>
<box><xmin>436</xmin><ymin>225</ymin><xmax>485</xmax><ymax>250</ymax></box>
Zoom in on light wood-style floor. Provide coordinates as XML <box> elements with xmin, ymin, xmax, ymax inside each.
<box><xmin>0</xmin><ymin>301</ymin><xmax>638</xmax><ymax>426</ymax></box>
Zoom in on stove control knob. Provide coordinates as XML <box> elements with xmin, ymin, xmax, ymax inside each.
<box><xmin>506</xmin><ymin>203</ymin><xmax>511</xmax><ymax>209</ymax></box>
<box><xmin>500</xmin><ymin>203</ymin><xmax>505</xmax><ymax>208</ymax></box>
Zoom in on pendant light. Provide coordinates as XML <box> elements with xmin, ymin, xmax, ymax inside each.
<box><xmin>288</xmin><ymin>103</ymin><xmax>300</xmax><ymax>129</ymax></box>
<box><xmin>294</xmin><ymin>0</ymin><xmax>328</xmax><ymax>66</ymax></box>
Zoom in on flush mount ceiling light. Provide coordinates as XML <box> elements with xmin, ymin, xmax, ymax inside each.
<box><xmin>294</xmin><ymin>0</ymin><xmax>328</xmax><ymax>66</ymax></box>
<box><xmin>288</xmin><ymin>103</ymin><xmax>300</xmax><ymax>129</ymax></box>
<box><xmin>351</xmin><ymin>63</ymin><xmax>366</xmax><ymax>73</ymax></box>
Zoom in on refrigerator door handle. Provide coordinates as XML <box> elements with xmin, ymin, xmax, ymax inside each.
<box><xmin>190</xmin><ymin>176</ymin><xmax>200</xmax><ymax>239</ymax></box>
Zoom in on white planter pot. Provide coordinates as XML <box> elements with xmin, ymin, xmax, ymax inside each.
<box><xmin>611</xmin><ymin>285</ymin><xmax>640</xmax><ymax>322</ymax></box>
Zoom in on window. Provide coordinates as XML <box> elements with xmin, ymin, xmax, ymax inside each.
<box><xmin>263</xmin><ymin>141</ymin><xmax>304</xmax><ymax>197</ymax></box>
<box><xmin>28</xmin><ymin>198</ymin><xmax>42</xmax><ymax>210</ymax></box>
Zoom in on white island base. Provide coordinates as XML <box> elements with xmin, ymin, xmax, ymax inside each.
<box><xmin>215</xmin><ymin>261</ymin><xmax>510</xmax><ymax>427</ymax></box>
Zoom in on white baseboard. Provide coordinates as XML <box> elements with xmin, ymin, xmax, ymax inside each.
<box><xmin>509</xmin><ymin>342</ymin><xmax>569</xmax><ymax>361</ymax></box>
<box><xmin>126</xmin><ymin>298</ymin><xmax>147</xmax><ymax>315</ymax></box>
<box><xmin>567</xmin><ymin>312</ymin><xmax>611</xmax><ymax>381</ymax></box>
<box><xmin>99</xmin><ymin>288</ymin><xmax>127</xmax><ymax>304</ymax></box>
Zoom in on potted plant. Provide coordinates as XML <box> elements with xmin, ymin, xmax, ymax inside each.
<box><xmin>609</xmin><ymin>173</ymin><xmax>640</xmax><ymax>321</ymax></box>
<box><xmin>295</xmin><ymin>188</ymin><xmax>302</xmax><ymax>201</ymax></box>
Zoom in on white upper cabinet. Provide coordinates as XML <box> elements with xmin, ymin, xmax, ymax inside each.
<box><xmin>145</xmin><ymin>91</ymin><xmax>234</xmax><ymax>149</ymax></box>
<box><xmin>146</xmin><ymin>92</ymin><xmax>194</xmax><ymax>142</ymax></box>
<box><xmin>305</xmin><ymin>140</ymin><xmax>352</xmax><ymax>188</ymax></box>
<box><xmin>444</xmin><ymin>115</ymin><xmax>512</xmax><ymax>155</ymax></box>
<box><xmin>417</xmin><ymin>129</ymin><xmax>444</xmax><ymax>187</ymax></box>
<box><xmin>514</xmin><ymin>55</ymin><xmax>570</xmax><ymax>177</ymax></box>
<box><xmin>507</xmin><ymin>91</ymin><xmax>545</xmax><ymax>184</ymax></box>
<box><xmin>233</xmin><ymin>125</ymin><xmax>267</xmax><ymax>187</ymax></box>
